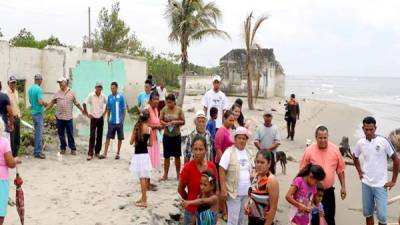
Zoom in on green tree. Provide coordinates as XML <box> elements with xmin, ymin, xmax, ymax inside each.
<box><xmin>165</xmin><ymin>0</ymin><xmax>229</xmax><ymax>106</ymax></box>
<box><xmin>84</xmin><ymin>2</ymin><xmax>130</xmax><ymax>53</ymax></box>
<box><xmin>9</xmin><ymin>28</ymin><xmax>65</xmax><ymax>49</ymax></box>
<box><xmin>47</xmin><ymin>35</ymin><xmax>66</xmax><ymax>47</ymax></box>
<box><xmin>244</xmin><ymin>12</ymin><xmax>268</xmax><ymax>110</ymax></box>
<box><xmin>9</xmin><ymin>28</ymin><xmax>37</xmax><ymax>48</ymax></box>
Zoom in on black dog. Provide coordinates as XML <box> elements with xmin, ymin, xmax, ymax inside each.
<box><xmin>275</xmin><ymin>151</ymin><xmax>287</xmax><ymax>175</ymax></box>
<box><xmin>339</xmin><ymin>136</ymin><xmax>353</xmax><ymax>159</ymax></box>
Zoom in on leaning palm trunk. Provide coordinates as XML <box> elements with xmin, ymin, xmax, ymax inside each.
<box><xmin>247</xmin><ymin>54</ymin><xmax>254</xmax><ymax>110</ymax></box>
<box><xmin>255</xmin><ymin>70</ymin><xmax>261</xmax><ymax>102</ymax></box>
<box><xmin>177</xmin><ymin>39</ymin><xmax>189</xmax><ymax>107</ymax></box>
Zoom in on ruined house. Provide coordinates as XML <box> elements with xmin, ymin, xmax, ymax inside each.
<box><xmin>219</xmin><ymin>48</ymin><xmax>285</xmax><ymax>98</ymax></box>
<box><xmin>0</xmin><ymin>40</ymin><xmax>147</xmax><ymax>108</ymax></box>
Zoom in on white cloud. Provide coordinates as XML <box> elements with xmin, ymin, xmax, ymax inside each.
<box><xmin>1</xmin><ymin>0</ymin><xmax>400</xmax><ymax>76</ymax></box>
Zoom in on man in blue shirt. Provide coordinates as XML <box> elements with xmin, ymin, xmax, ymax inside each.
<box><xmin>100</xmin><ymin>82</ymin><xmax>126</xmax><ymax>160</ymax></box>
<box><xmin>137</xmin><ymin>79</ymin><xmax>152</xmax><ymax>111</ymax></box>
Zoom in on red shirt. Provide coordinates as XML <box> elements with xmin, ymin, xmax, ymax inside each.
<box><xmin>179</xmin><ymin>160</ymin><xmax>218</xmax><ymax>214</ymax></box>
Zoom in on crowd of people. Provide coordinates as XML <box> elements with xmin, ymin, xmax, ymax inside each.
<box><xmin>0</xmin><ymin>73</ymin><xmax>398</xmax><ymax>225</ymax></box>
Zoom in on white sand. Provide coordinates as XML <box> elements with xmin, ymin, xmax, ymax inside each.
<box><xmin>5</xmin><ymin>95</ymin><xmax>400</xmax><ymax>225</ymax></box>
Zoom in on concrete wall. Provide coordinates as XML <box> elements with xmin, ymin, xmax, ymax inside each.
<box><xmin>0</xmin><ymin>41</ymin><xmax>147</xmax><ymax>106</ymax></box>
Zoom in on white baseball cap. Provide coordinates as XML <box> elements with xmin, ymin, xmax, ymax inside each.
<box><xmin>212</xmin><ymin>75</ymin><xmax>222</xmax><ymax>82</ymax></box>
<box><xmin>57</xmin><ymin>77</ymin><xmax>68</xmax><ymax>83</ymax></box>
<box><xmin>195</xmin><ymin>110</ymin><xmax>206</xmax><ymax>118</ymax></box>
<box><xmin>231</xmin><ymin>127</ymin><xmax>251</xmax><ymax>140</ymax></box>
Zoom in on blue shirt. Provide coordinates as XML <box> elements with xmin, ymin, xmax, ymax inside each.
<box><xmin>206</xmin><ymin>119</ymin><xmax>217</xmax><ymax>139</ymax></box>
<box><xmin>107</xmin><ymin>93</ymin><xmax>126</xmax><ymax>124</ymax></box>
<box><xmin>0</xmin><ymin>93</ymin><xmax>10</xmax><ymax>131</ymax></box>
<box><xmin>28</xmin><ymin>84</ymin><xmax>45</xmax><ymax>115</ymax></box>
<box><xmin>137</xmin><ymin>91</ymin><xmax>150</xmax><ymax>109</ymax></box>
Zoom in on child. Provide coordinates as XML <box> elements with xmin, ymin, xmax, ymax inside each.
<box><xmin>206</xmin><ymin>107</ymin><xmax>218</xmax><ymax>139</ymax></box>
<box><xmin>245</xmin><ymin>150</ymin><xmax>279</xmax><ymax>225</ymax></box>
<box><xmin>310</xmin><ymin>183</ymin><xmax>326</xmax><ymax>225</ymax></box>
<box><xmin>183</xmin><ymin>170</ymin><xmax>218</xmax><ymax>225</ymax></box>
<box><xmin>285</xmin><ymin>163</ymin><xmax>326</xmax><ymax>225</ymax></box>
<box><xmin>129</xmin><ymin>110</ymin><xmax>152</xmax><ymax>208</ymax></box>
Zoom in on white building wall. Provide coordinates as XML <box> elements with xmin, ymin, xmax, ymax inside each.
<box><xmin>0</xmin><ymin>41</ymin><xmax>147</xmax><ymax>105</ymax></box>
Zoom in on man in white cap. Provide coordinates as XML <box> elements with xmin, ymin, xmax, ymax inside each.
<box><xmin>184</xmin><ymin>110</ymin><xmax>214</xmax><ymax>164</ymax></box>
<box><xmin>83</xmin><ymin>82</ymin><xmax>107</xmax><ymax>160</ymax></box>
<box><xmin>202</xmin><ymin>75</ymin><xmax>229</xmax><ymax>129</ymax></box>
<box><xmin>28</xmin><ymin>74</ymin><xmax>47</xmax><ymax>159</ymax></box>
<box><xmin>254</xmin><ymin>109</ymin><xmax>281</xmax><ymax>174</ymax></box>
<box><xmin>6</xmin><ymin>76</ymin><xmax>21</xmax><ymax>163</ymax></box>
<box><xmin>46</xmin><ymin>77</ymin><xmax>85</xmax><ymax>155</ymax></box>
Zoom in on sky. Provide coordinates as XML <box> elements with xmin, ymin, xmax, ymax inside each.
<box><xmin>1</xmin><ymin>0</ymin><xmax>400</xmax><ymax>77</ymax></box>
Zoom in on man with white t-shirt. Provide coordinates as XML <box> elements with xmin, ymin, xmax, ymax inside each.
<box><xmin>202</xmin><ymin>75</ymin><xmax>229</xmax><ymax>129</ymax></box>
<box><xmin>353</xmin><ymin>116</ymin><xmax>399</xmax><ymax>225</ymax></box>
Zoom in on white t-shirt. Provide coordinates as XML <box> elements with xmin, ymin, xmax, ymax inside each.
<box><xmin>157</xmin><ymin>86</ymin><xmax>167</xmax><ymax>101</ymax></box>
<box><xmin>202</xmin><ymin>89</ymin><xmax>229</xmax><ymax>128</ymax></box>
<box><xmin>352</xmin><ymin>135</ymin><xmax>395</xmax><ymax>187</ymax></box>
<box><xmin>219</xmin><ymin>148</ymin><xmax>251</xmax><ymax>196</ymax></box>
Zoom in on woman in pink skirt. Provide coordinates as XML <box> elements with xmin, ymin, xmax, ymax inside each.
<box><xmin>146</xmin><ymin>91</ymin><xmax>162</xmax><ymax>169</ymax></box>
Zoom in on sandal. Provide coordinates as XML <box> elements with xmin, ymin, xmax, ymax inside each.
<box><xmin>115</xmin><ymin>155</ymin><xmax>120</xmax><ymax>160</ymax></box>
<box><xmin>135</xmin><ymin>201</ymin><xmax>147</xmax><ymax>208</ymax></box>
<box><xmin>87</xmin><ymin>156</ymin><xmax>93</xmax><ymax>161</ymax></box>
<box><xmin>98</xmin><ymin>155</ymin><xmax>107</xmax><ymax>159</ymax></box>
<box><xmin>159</xmin><ymin>176</ymin><xmax>168</xmax><ymax>182</ymax></box>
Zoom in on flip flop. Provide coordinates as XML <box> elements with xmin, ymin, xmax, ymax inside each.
<box><xmin>87</xmin><ymin>156</ymin><xmax>93</xmax><ymax>161</ymax></box>
<box><xmin>159</xmin><ymin>177</ymin><xmax>168</xmax><ymax>182</ymax></box>
<box><xmin>135</xmin><ymin>201</ymin><xmax>147</xmax><ymax>208</ymax></box>
<box><xmin>98</xmin><ymin>155</ymin><xmax>107</xmax><ymax>159</ymax></box>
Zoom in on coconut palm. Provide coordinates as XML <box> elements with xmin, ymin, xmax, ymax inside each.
<box><xmin>244</xmin><ymin>12</ymin><xmax>268</xmax><ymax>110</ymax></box>
<box><xmin>165</xmin><ymin>0</ymin><xmax>230</xmax><ymax>106</ymax></box>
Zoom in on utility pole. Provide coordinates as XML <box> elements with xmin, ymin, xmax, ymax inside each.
<box><xmin>88</xmin><ymin>6</ymin><xmax>91</xmax><ymax>46</ymax></box>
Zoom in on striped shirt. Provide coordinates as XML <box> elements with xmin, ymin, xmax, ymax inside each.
<box><xmin>52</xmin><ymin>88</ymin><xmax>79</xmax><ymax>120</ymax></box>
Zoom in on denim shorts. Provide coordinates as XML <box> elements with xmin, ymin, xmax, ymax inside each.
<box><xmin>107</xmin><ymin>123</ymin><xmax>124</xmax><ymax>140</ymax></box>
<box><xmin>183</xmin><ymin>210</ymin><xmax>193</xmax><ymax>225</ymax></box>
<box><xmin>362</xmin><ymin>183</ymin><xmax>387</xmax><ymax>224</ymax></box>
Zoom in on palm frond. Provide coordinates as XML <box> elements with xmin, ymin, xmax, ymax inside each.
<box><xmin>250</xmin><ymin>14</ymin><xmax>268</xmax><ymax>48</ymax></box>
<box><xmin>190</xmin><ymin>28</ymin><xmax>230</xmax><ymax>41</ymax></box>
<box><xmin>244</xmin><ymin>12</ymin><xmax>253</xmax><ymax>51</ymax></box>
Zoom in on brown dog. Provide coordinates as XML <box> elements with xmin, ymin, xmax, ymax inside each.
<box><xmin>275</xmin><ymin>151</ymin><xmax>287</xmax><ymax>175</ymax></box>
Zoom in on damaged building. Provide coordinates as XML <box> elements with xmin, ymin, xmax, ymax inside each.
<box><xmin>219</xmin><ymin>48</ymin><xmax>285</xmax><ymax>98</ymax></box>
<box><xmin>0</xmin><ymin>40</ymin><xmax>147</xmax><ymax>109</ymax></box>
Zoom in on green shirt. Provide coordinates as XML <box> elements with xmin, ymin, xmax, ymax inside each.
<box><xmin>28</xmin><ymin>84</ymin><xmax>44</xmax><ymax>114</ymax></box>
<box><xmin>160</xmin><ymin>106</ymin><xmax>183</xmax><ymax>137</ymax></box>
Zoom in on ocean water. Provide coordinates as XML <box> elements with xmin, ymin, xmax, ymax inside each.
<box><xmin>285</xmin><ymin>75</ymin><xmax>400</xmax><ymax>137</ymax></box>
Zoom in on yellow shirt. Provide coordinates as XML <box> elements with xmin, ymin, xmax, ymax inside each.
<box><xmin>6</xmin><ymin>87</ymin><xmax>20</xmax><ymax>118</ymax></box>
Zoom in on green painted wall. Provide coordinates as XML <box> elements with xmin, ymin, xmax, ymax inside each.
<box><xmin>71</xmin><ymin>59</ymin><xmax>133</xmax><ymax>136</ymax></box>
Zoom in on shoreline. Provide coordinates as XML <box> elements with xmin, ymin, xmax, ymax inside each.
<box><xmin>8</xmin><ymin>95</ymin><xmax>400</xmax><ymax>225</ymax></box>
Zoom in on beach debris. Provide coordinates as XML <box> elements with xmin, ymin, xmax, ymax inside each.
<box><xmin>389</xmin><ymin>129</ymin><xmax>400</xmax><ymax>152</ymax></box>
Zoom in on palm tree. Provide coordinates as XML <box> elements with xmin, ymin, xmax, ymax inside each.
<box><xmin>165</xmin><ymin>0</ymin><xmax>230</xmax><ymax>106</ymax></box>
<box><xmin>244</xmin><ymin>12</ymin><xmax>268</xmax><ymax>110</ymax></box>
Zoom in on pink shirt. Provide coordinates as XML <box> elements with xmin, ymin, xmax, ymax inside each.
<box><xmin>300</xmin><ymin>142</ymin><xmax>345</xmax><ymax>188</ymax></box>
<box><xmin>146</xmin><ymin>105</ymin><xmax>160</xmax><ymax>144</ymax></box>
<box><xmin>0</xmin><ymin>137</ymin><xmax>11</xmax><ymax>180</ymax></box>
<box><xmin>214</xmin><ymin>126</ymin><xmax>233</xmax><ymax>163</ymax></box>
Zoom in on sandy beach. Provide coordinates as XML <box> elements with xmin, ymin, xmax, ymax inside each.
<box><xmin>5</xmin><ymin>95</ymin><xmax>400</xmax><ymax>225</ymax></box>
